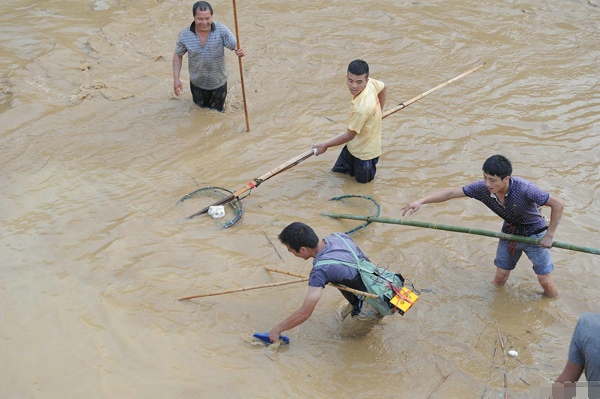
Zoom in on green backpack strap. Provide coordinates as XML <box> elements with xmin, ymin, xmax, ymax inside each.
<box><xmin>313</xmin><ymin>234</ymin><xmax>399</xmax><ymax>316</ymax></box>
<box><xmin>313</xmin><ymin>234</ymin><xmax>364</xmax><ymax>296</ymax></box>
<box><xmin>313</xmin><ymin>234</ymin><xmax>362</xmax><ymax>273</ymax></box>
<box><xmin>331</xmin><ymin>233</ymin><xmax>364</xmax><ymax>262</ymax></box>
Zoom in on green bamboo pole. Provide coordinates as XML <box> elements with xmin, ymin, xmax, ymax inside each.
<box><xmin>321</xmin><ymin>213</ymin><xmax>600</xmax><ymax>256</ymax></box>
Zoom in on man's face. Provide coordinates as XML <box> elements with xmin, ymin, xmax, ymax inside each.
<box><xmin>285</xmin><ymin>244</ymin><xmax>310</xmax><ymax>260</ymax></box>
<box><xmin>346</xmin><ymin>72</ymin><xmax>368</xmax><ymax>97</ymax></box>
<box><xmin>483</xmin><ymin>173</ymin><xmax>510</xmax><ymax>194</ymax></box>
<box><xmin>194</xmin><ymin>9</ymin><xmax>213</xmax><ymax>32</ymax></box>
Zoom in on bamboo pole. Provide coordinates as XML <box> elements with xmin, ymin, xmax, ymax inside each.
<box><xmin>185</xmin><ymin>62</ymin><xmax>484</xmax><ymax>220</ymax></box>
<box><xmin>265</xmin><ymin>267</ymin><xmax>379</xmax><ymax>298</ymax></box>
<box><xmin>382</xmin><ymin>62</ymin><xmax>485</xmax><ymax>119</ymax></box>
<box><xmin>321</xmin><ymin>213</ymin><xmax>600</xmax><ymax>256</ymax></box>
<box><xmin>187</xmin><ymin>149</ymin><xmax>315</xmax><ymax>218</ymax></box>
<box><xmin>179</xmin><ymin>278</ymin><xmax>307</xmax><ymax>301</ymax></box>
<box><xmin>232</xmin><ymin>0</ymin><xmax>250</xmax><ymax>132</ymax></box>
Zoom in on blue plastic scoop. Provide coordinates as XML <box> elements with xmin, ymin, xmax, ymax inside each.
<box><xmin>253</xmin><ymin>332</ymin><xmax>290</xmax><ymax>345</ymax></box>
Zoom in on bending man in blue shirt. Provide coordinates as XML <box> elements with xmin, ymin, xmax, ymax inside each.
<box><xmin>268</xmin><ymin>222</ymin><xmax>387</xmax><ymax>342</ymax></box>
<box><xmin>402</xmin><ymin>154</ymin><xmax>564</xmax><ymax>298</ymax></box>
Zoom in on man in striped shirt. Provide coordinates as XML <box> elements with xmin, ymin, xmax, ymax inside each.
<box><xmin>173</xmin><ymin>1</ymin><xmax>245</xmax><ymax>112</ymax></box>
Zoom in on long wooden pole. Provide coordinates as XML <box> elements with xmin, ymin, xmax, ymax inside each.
<box><xmin>232</xmin><ymin>0</ymin><xmax>250</xmax><ymax>132</ymax></box>
<box><xmin>265</xmin><ymin>267</ymin><xmax>379</xmax><ymax>298</ymax></box>
<box><xmin>186</xmin><ymin>62</ymin><xmax>484</xmax><ymax>219</ymax></box>
<box><xmin>321</xmin><ymin>213</ymin><xmax>600</xmax><ymax>256</ymax></box>
<box><xmin>187</xmin><ymin>148</ymin><xmax>316</xmax><ymax>218</ymax></box>
<box><xmin>382</xmin><ymin>62</ymin><xmax>485</xmax><ymax>119</ymax></box>
<box><xmin>179</xmin><ymin>278</ymin><xmax>308</xmax><ymax>301</ymax></box>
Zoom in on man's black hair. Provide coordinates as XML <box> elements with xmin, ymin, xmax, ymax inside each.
<box><xmin>347</xmin><ymin>59</ymin><xmax>369</xmax><ymax>78</ymax></box>
<box><xmin>193</xmin><ymin>1</ymin><xmax>213</xmax><ymax>15</ymax></box>
<box><xmin>482</xmin><ymin>154</ymin><xmax>512</xmax><ymax>179</ymax></box>
<box><xmin>278</xmin><ymin>222</ymin><xmax>319</xmax><ymax>252</ymax></box>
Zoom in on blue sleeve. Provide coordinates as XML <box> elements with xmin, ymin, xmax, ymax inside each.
<box><xmin>308</xmin><ymin>268</ymin><xmax>327</xmax><ymax>288</ymax></box>
<box><xmin>524</xmin><ymin>181</ymin><xmax>550</xmax><ymax>206</ymax></box>
<box><xmin>568</xmin><ymin>315</ymin><xmax>586</xmax><ymax>366</ymax></box>
<box><xmin>567</xmin><ymin>312</ymin><xmax>600</xmax><ymax>368</ymax></box>
<box><xmin>462</xmin><ymin>180</ymin><xmax>486</xmax><ymax>199</ymax></box>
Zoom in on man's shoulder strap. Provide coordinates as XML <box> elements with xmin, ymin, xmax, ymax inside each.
<box><xmin>313</xmin><ymin>234</ymin><xmax>361</xmax><ymax>270</ymax></box>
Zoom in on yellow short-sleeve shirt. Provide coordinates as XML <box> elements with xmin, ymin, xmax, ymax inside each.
<box><xmin>347</xmin><ymin>78</ymin><xmax>385</xmax><ymax>160</ymax></box>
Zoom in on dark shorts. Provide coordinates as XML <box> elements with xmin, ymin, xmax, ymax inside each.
<box><xmin>190</xmin><ymin>82</ymin><xmax>227</xmax><ymax>112</ymax></box>
<box><xmin>332</xmin><ymin>145</ymin><xmax>378</xmax><ymax>183</ymax></box>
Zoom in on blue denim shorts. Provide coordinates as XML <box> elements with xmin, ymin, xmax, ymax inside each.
<box><xmin>494</xmin><ymin>231</ymin><xmax>554</xmax><ymax>275</ymax></box>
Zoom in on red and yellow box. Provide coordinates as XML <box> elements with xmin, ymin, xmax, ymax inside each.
<box><xmin>390</xmin><ymin>287</ymin><xmax>419</xmax><ymax>315</ymax></box>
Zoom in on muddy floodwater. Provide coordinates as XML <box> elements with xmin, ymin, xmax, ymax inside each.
<box><xmin>1</xmin><ymin>0</ymin><xmax>599</xmax><ymax>398</ymax></box>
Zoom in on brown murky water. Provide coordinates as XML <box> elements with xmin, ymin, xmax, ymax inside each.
<box><xmin>1</xmin><ymin>0</ymin><xmax>599</xmax><ymax>398</ymax></box>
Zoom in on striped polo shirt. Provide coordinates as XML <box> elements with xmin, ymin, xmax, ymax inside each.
<box><xmin>174</xmin><ymin>21</ymin><xmax>237</xmax><ymax>90</ymax></box>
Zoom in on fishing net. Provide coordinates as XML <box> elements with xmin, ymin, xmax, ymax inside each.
<box><xmin>177</xmin><ymin>186</ymin><xmax>244</xmax><ymax>229</ymax></box>
<box><xmin>328</xmin><ymin>194</ymin><xmax>381</xmax><ymax>235</ymax></box>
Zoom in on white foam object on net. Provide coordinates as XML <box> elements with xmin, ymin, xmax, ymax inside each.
<box><xmin>208</xmin><ymin>206</ymin><xmax>226</xmax><ymax>219</ymax></box>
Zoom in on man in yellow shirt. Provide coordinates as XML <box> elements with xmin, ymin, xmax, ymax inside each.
<box><xmin>313</xmin><ymin>60</ymin><xmax>387</xmax><ymax>183</ymax></box>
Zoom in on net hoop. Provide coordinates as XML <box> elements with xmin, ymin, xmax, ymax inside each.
<box><xmin>328</xmin><ymin>194</ymin><xmax>381</xmax><ymax>235</ymax></box>
<box><xmin>177</xmin><ymin>186</ymin><xmax>244</xmax><ymax>229</ymax></box>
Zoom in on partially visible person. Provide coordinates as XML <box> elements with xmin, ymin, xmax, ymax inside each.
<box><xmin>555</xmin><ymin>312</ymin><xmax>600</xmax><ymax>384</ymax></box>
<box><xmin>402</xmin><ymin>154</ymin><xmax>564</xmax><ymax>298</ymax></box>
<box><xmin>312</xmin><ymin>59</ymin><xmax>387</xmax><ymax>183</ymax></box>
<box><xmin>269</xmin><ymin>222</ymin><xmax>397</xmax><ymax>342</ymax></box>
<box><xmin>172</xmin><ymin>1</ymin><xmax>245</xmax><ymax>112</ymax></box>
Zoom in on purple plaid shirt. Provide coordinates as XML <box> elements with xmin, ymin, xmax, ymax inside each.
<box><xmin>462</xmin><ymin>177</ymin><xmax>549</xmax><ymax>236</ymax></box>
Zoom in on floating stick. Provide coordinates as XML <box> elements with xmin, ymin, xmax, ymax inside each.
<box><xmin>265</xmin><ymin>267</ymin><xmax>378</xmax><ymax>298</ymax></box>
<box><xmin>179</xmin><ymin>278</ymin><xmax>307</xmax><ymax>301</ymax></box>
